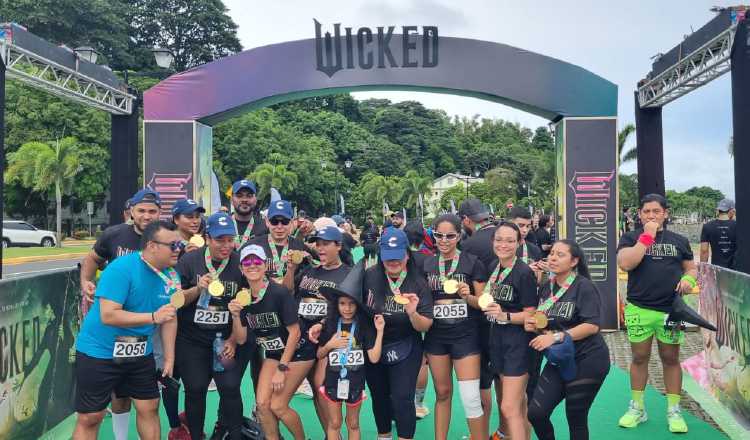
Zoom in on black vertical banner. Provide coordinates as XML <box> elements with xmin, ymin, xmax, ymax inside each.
<box><xmin>563</xmin><ymin>118</ymin><xmax>619</xmax><ymax>329</ymax></box>
<box><xmin>143</xmin><ymin>122</ymin><xmax>195</xmax><ymax>219</ymax></box>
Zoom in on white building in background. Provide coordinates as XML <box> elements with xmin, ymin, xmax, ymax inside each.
<box><xmin>428</xmin><ymin>173</ymin><xmax>484</xmax><ymax>216</ymax></box>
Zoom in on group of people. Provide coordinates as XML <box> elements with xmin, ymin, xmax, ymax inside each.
<box><xmin>70</xmin><ymin>176</ymin><xmax>710</xmax><ymax>440</ymax></box>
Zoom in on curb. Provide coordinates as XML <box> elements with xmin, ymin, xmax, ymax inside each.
<box><xmin>2</xmin><ymin>252</ymin><xmax>89</xmax><ymax>265</ymax></box>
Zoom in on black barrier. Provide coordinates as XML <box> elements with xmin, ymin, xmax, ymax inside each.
<box><xmin>0</xmin><ymin>269</ymin><xmax>81</xmax><ymax>438</ymax></box>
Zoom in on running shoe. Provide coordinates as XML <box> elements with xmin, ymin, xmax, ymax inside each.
<box><xmin>667</xmin><ymin>406</ymin><xmax>688</xmax><ymax>433</ymax></box>
<box><xmin>295</xmin><ymin>378</ymin><xmax>314</xmax><ymax>399</ymax></box>
<box><xmin>168</xmin><ymin>425</ymin><xmax>191</xmax><ymax>440</ymax></box>
<box><xmin>489</xmin><ymin>429</ymin><xmax>507</xmax><ymax>439</ymax></box>
<box><xmin>618</xmin><ymin>400</ymin><xmax>648</xmax><ymax>428</ymax></box>
<box><xmin>415</xmin><ymin>404</ymin><xmax>430</xmax><ymax>419</ymax></box>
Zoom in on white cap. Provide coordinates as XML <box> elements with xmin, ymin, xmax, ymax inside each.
<box><xmin>240</xmin><ymin>244</ymin><xmax>267</xmax><ymax>261</ymax></box>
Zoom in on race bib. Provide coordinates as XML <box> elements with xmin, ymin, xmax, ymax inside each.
<box><xmin>433</xmin><ymin>303</ymin><xmax>467</xmax><ymax>319</ymax></box>
<box><xmin>257</xmin><ymin>336</ymin><xmax>285</xmax><ymax>352</ymax></box>
<box><xmin>298</xmin><ymin>300</ymin><xmax>327</xmax><ymax>318</ymax></box>
<box><xmin>328</xmin><ymin>349</ymin><xmax>365</xmax><ymax>367</ymax></box>
<box><xmin>194</xmin><ymin>309</ymin><xmax>229</xmax><ymax>325</ymax></box>
<box><xmin>112</xmin><ymin>336</ymin><xmax>147</xmax><ymax>360</ymax></box>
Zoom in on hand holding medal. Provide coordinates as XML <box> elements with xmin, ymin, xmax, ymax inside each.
<box><xmin>533</xmin><ymin>311</ymin><xmax>548</xmax><ymax>329</ymax></box>
<box><xmin>287</xmin><ymin>249</ymin><xmax>305</xmax><ymax>265</ymax></box>
<box><xmin>169</xmin><ymin>290</ymin><xmax>186</xmax><ymax>309</ymax></box>
<box><xmin>189</xmin><ymin>235</ymin><xmax>205</xmax><ymax>248</ymax></box>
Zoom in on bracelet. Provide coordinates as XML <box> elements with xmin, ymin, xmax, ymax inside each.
<box><xmin>638</xmin><ymin>233</ymin><xmax>655</xmax><ymax>247</ymax></box>
<box><xmin>681</xmin><ymin>274</ymin><xmax>697</xmax><ymax>289</ymax></box>
<box><xmin>151</xmin><ymin>312</ymin><xmax>155</xmax><ymax>323</ymax></box>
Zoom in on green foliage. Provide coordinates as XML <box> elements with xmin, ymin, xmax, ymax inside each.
<box><xmin>619</xmin><ymin>173</ymin><xmax>639</xmax><ymax>211</ymax></box>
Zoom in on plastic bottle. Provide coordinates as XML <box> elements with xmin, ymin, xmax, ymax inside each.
<box><xmin>213</xmin><ymin>333</ymin><xmax>225</xmax><ymax>372</ymax></box>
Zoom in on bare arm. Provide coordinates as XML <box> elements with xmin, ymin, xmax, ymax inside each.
<box><xmin>509</xmin><ymin>306</ymin><xmax>536</xmax><ymax>325</ymax></box>
<box><xmin>465</xmin><ymin>281</ymin><xmax>485</xmax><ymax>310</ymax></box>
<box><xmin>367</xmin><ymin>328</ymin><xmax>384</xmax><ymax>363</ymax></box>
<box><xmin>699</xmin><ymin>242</ymin><xmax>710</xmax><ymax>263</ymax></box>
<box><xmin>280</xmin><ymin>323</ymin><xmax>300</xmax><ymax>365</ymax></box>
<box><xmin>160</xmin><ymin>319</ymin><xmax>177</xmax><ymax>374</ymax></box>
<box><xmin>408</xmin><ymin>311</ymin><xmax>432</xmax><ymax>332</ymax></box>
<box><xmin>617</xmin><ymin>242</ymin><xmax>648</xmax><ymax>271</ymax></box>
<box><xmin>563</xmin><ymin>322</ymin><xmax>599</xmax><ymax>341</ymax></box>
<box><xmin>80</xmin><ymin>250</ymin><xmax>106</xmax><ymax>282</ymax></box>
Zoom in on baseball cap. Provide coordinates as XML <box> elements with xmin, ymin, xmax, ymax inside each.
<box><xmin>130</xmin><ymin>188</ymin><xmax>161</xmax><ymax>207</ymax></box>
<box><xmin>297</xmin><ymin>210</ymin><xmax>309</xmax><ymax>220</ymax></box>
<box><xmin>240</xmin><ymin>244</ymin><xmax>267</xmax><ymax>262</ymax></box>
<box><xmin>232</xmin><ymin>179</ymin><xmax>257</xmax><ymax>195</ymax></box>
<box><xmin>205</xmin><ymin>212</ymin><xmax>237</xmax><ymax>238</ymax></box>
<box><xmin>393</xmin><ymin>211</ymin><xmax>405</xmax><ymax>219</ymax></box>
<box><xmin>717</xmin><ymin>198</ymin><xmax>735</xmax><ymax>212</ymax></box>
<box><xmin>267</xmin><ymin>200</ymin><xmax>293</xmax><ymax>220</ymax></box>
<box><xmin>331</xmin><ymin>214</ymin><xmax>345</xmax><ymax>225</ymax></box>
<box><xmin>308</xmin><ymin>225</ymin><xmax>343</xmax><ymax>243</ymax></box>
<box><xmin>380</xmin><ymin>227</ymin><xmax>409</xmax><ymax>261</ymax></box>
<box><xmin>459</xmin><ymin>199</ymin><xmax>489</xmax><ymax>222</ymax></box>
<box><xmin>171</xmin><ymin>198</ymin><xmax>206</xmax><ymax>216</ymax></box>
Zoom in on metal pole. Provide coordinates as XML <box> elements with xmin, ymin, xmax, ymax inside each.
<box><xmin>731</xmin><ymin>17</ymin><xmax>750</xmax><ymax>273</ymax></box>
<box><xmin>1</xmin><ymin>56</ymin><xmax>5</xmax><ymax>279</ymax></box>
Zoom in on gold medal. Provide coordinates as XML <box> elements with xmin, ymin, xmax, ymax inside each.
<box><xmin>393</xmin><ymin>294</ymin><xmax>410</xmax><ymax>305</ymax></box>
<box><xmin>477</xmin><ymin>293</ymin><xmax>494</xmax><ymax>310</ymax></box>
<box><xmin>236</xmin><ymin>289</ymin><xmax>252</xmax><ymax>306</ymax></box>
<box><xmin>189</xmin><ymin>235</ymin><xmax>205</xmax><ymax>247</ymax></box>
<box><xmin>208</xmin><ymin>280</ymin><xmax>225</xmax><ymax>297</ymax></box>
<box><xmin>170</xmin><ymin>290</ymin><xmax>185</xmax><ymax>309</ymax></box>
<box><xmin>443</xmin><ymin>279</ymin><xmax>459</xmax><ymax>294</ymax></box>
<box><xmin>272</xmin><ymin>277</ymin><xmax>285</xmax><ymax>285</ymax></box>
<box><xmin>534</xmin><ymin>311</ymin><xmax>548</xmax><ymax>329</ymax></box>
<box><xmin>288</xmin><ymin>250</ymin><xmax>304</xmax><ymax>265</ymax></box>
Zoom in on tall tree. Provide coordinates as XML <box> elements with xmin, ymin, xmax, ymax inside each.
<box><xmin>248</xmin><ymin>154</ymin><xmax>299</xmax><ymax>205</ymax></box>
<box><xmin>5</xmin><ymin>137</ymin><xmax>82</xmax><ymax>245</ymax></box>
<box><xmin>618</xmin><ymin>123</ymin><xmax>637</xmax><ymax>164</ymax></box>
<box><xmin>400</xmin><ymin>170</ymin><xmax>432</xmax><ymax>215</ymax></box>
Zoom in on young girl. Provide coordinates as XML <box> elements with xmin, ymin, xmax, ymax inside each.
<box><xmin>317</xmin><ymin>270</ymin><xmax>385</xmax><ymax>440</ymax></box>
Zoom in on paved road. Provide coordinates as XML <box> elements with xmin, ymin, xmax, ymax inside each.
<box><xmin>1</xmin><ymin>256</ymin><xmax>83</xmax><ymax>279</ymax></box>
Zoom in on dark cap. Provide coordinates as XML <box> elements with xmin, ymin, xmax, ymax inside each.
<box><xmin>459</xmin><ymin>199</ymin><xmax>489</xmax><ymax>222</ymax></box>
<box><xmin>130</xmin><ymin>188</ymin><xmax>161</xmax><ymax>207</ymax></box>
<box><xmin>171</xmin><ymin>198</ymin><xmax>206</xmax><ymax>216</ymax></box>
<box><xmin>232</xmin><ymin>179</ymin><xmax>257</xmax><ymax>195</ymax></box>
<box><xmin>717</xmin><ymin>198</ymin><xmax>735</xmax><ymax>212</ymax></box>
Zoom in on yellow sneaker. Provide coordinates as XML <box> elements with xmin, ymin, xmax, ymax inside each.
<box><xmin>618</xmin><ymin>401</ymin><xmax>648</xmax><ymax>428</ymax></box>
<box><xmin>667</xmin><ymin>406</ymin><xmax>688</xmax><ymax>433</ymax></box>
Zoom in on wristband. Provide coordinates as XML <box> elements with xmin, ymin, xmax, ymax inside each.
<box><xmin>638</xmin><ymin>233</ymin><xmax>655</xmax><ymax>247</ymax></box>
<box><xmin>152</xmin><ymin>312</ymin><xmax>155</xmax><ymax>323</ymax></box>
<box><xmin>681</xmin><ymin>274</ymin><xmax>697</xmax><ymax>289</ymax></box>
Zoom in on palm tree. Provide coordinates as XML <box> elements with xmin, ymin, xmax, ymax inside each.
<box><xmin>360</xmin><ymin>173</ymin><xmax>403</xmax><ymax>219</ymax></box>
<box><xmin>619</xmin><ymin>123</ymin><xmax>637</xmax><ymax>164</ymax></box>
<box><xmin>4</xmin><ymin>137</ymin><xmax>82</xmax><ymax>247</ymax></box>
<box><xmin>400</xmin><ymin>170</ymin><xmax>431</xmax><ymax>216</ymax></box>
<box><xmin>249</xmin><ymin>153</ymin><xmax>298</xmax><ymax>203</ymax></box>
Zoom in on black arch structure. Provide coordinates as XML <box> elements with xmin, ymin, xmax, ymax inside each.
<box><xmin>143</xmin><ymin>28</ymin><xmax>620</xmax><ymax>328</ymax></box>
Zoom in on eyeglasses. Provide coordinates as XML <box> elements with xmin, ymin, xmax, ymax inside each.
<box><xmin>433</xmin><ymin>232</ymin><xmax>459</xmax><ymax>241</ymax></box>
<box><xmin>152</xmin><ymin>240</ymin><xmax>186</xmax><ymax>252</ymax></box>
<box><xmin>269</xmin><ymin>217</ymin><xmax>291</xmax><ymax>226</ymax></box>
<box><xmin>241</xmin><ymin>256</ymin><xmax>266</xmax><ymax>267</ymax></box>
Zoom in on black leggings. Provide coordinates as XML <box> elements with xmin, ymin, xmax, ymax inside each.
<box><xmin>527</xmin><ymin>349</ymin><xmax>610</xmax><ymax>440</ymax></box>
<box><xmin>176</xmin><ymin>338</ymin><xmax>249</xmax><ymax>440</ymax></box>
<box><xmin>162</xmin><ymin>367</ymin><xmax>181</xmax><ymax>429</ymax></box>
<box><xmin>365</xmin><ymin>338</ymin><xmax>423</xmax><ymax>439</ymax></box>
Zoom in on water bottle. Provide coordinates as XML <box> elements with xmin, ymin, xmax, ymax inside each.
<box><xmin>197</xmin><ymin>289</ymin><xmax>210</xmax><ymax>309</ymax></box>
<box><xmin>213</xmin><ymin>333</ymin><xmax>225</xmax><ymax>372</ymax></box>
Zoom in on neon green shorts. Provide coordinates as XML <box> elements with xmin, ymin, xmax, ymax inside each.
<box><xmin>624</xmin><ymin>302</ymin><xmax>684</xmax><ymax>345</ymax></box>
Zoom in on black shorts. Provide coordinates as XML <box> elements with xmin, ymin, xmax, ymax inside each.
<box><xmin>489</xmin><ymin>324</ymin><xmax>532</xmax><ymax>377</ymax></box>
<box><xmin>292</xmin><ymin>321</ymin><xmax>319</xmax><ymax>362</ymax></box>
<box><xmin>423</xmin><ymin>333</ymin><xmax>481</xmax><ymax>360</ymax></box>
<box><xmin>75</xmin><ymin>351</ymin><xmax>159</xmax><ymax>413</ymax></box>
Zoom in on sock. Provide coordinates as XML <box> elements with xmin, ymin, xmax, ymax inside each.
<box><xmin>112</xmin><ymin>412</ymin><xmax>130</xmax><ymax>440</ymax></box>
<box><xmin>631</xmin><ymin>390</ymin><xmax>645</xmax><ymax>409</ymax></box>
<box><xmin>667</xmin><ymin>393</ymin><xmax>681</xmax><ymax>409</ymax></box>
<box><xmin>415</xmin><ymin>387</ymin><xmax>426</xmax><ymax>406</ymax></box>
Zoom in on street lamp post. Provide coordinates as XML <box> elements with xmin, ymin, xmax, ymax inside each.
<box><xmin>464</xmin><ymin>169</ymin><xmax>480</xmax><ymax>198</ymax></box>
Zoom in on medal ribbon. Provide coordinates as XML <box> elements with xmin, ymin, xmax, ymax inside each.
<box><xmin>234</xmin><ymin>215</ymin><xmax>256</xmax><ymax>247</ymax></box>
<box><xmin>336</xmin><ymin>318</ymin><xmax>357</xmax><ymax>379</ymax></box>
<box><xmin>483</xmin><ymin>257</ymin><xmax>516</xmax><ymax>296</ymax></box>
<box><xmin>250</xmin><ymin>278</ymin><xmax>270</xmax><ymax>304</ymax></box>
<box><xmin>521</xmin><ymin>242</ymin><xmax>529</xmax><ymax>264</ymax></box>
<box><xmin>140</xmin><ymin>252</ymin><xmax>181</xmax><ymax>294</ymax></box>
<box><xmin>438</xmin><ymin>250</ymin><xmax>460</xmax><ymax>282</ymax></box>
<box><xmin>538</xmin><ymin>273</ymin><xmax>577</xmax><ymax>312</ymax></box>
<box><xmin>268</xmin><ymin>236</ymin><xmax>290</xmax><ymax>278</ymax></box>
<box><xmin>204</xmin><ymin>247</ymin><xmax>229</xmax><ymax>280</ymax></box>
<box><xmin>387</xmin><ymin>270</ymin><xmax>407</xmax><ymax>296</ymax></box>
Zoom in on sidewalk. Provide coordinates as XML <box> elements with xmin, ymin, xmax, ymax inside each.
<box><xmin>2</xmin><ymin>242</ymin><xmax>92</xmax><ymax>265</ymax></box>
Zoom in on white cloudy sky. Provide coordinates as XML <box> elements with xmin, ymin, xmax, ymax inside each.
<box><xmin>225</xmin><ymin>0</ymin><xmax>737</xmax><ymax>197</ymax></box>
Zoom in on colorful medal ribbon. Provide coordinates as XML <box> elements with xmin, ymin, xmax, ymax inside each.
<box><xmin>538</xmin><ymin>273</ymin><xmax>577</xmax><ymax>313</ymax></box>
<box><xmin>483</xmin><ymin>257</ymin><xmax>516</xmax><ymax>296</ymax></box>
<box><xmin>268</xmin><ymin>236</ymin><xmax>290</xmax><ymax>278</ymax></box>
<box><xmin>234</xmin><ymin>215</ymin><xmax>256</xmax><ymax>247</ymax></box>
<box><xmin>387</xmin><ymin>270</ymin><xmax>408</xmax><ymax>295</ymax></box>
<box><xmin>438</xmin><ymin>250</ymin><xmax>460</xmax><ymax>282</ymax></box>
<box><xmin>521</xmin><ymin>242</ymin><xmax>529</xmax><ymax>264</ymax></box>
<box><xmin>336</xmin><ymin>318</ymin><xmax>357</xmax><ymax>379</ymax></box>
<box><xmin>250</xmin><ymin>278</ymin><xmax>270</xmax><ymax>304</ymax></box>
<box><xmin>140</xmin><ymin>252</ymin><xmax>181</xmax><ymax>294</ymax></box>
<box><xmin>205</xmin><ymin>247</ymin><xmax>229</xmax><ymax>279</ymax></box>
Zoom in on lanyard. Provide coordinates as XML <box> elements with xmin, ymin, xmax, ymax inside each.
<box><xmin>234</xmin><ymin>215</ymin><xmax>256</xmax><ymax>247</ymax></box>
<box><xmin>438</xmin><ymin>251</ymin><xmax>460</xmax><ymax>281</ymax></box>
<box><xmin>387</xmin><ymin>270</ymin><xmax>407</xmax><ymax>295</ymax></box>
<box><xmin>483</xmin><ymin>257</ymin><xmax>516</xmax><ymax>296</ymax></box>
<box><xmin>336</xmin><ymin>318</ymin><xmax>357</xmax><ymax>379</ymax></box>
<box><xmin>140</xmin><ymin>252</ymin><xmax>180</xmax><ymax>294</ymax></box>
<box><xmin>538</xmin><ymin>273</ymin><xmax>577</xmax><ymax>312</ymax></box>
<box><xmin>268</xmin><ymin>237</ymin><xmax>290</xmax><ymax>278</ymax></box>
<box><xmin>250</xmin><ymin>278</ymin><xmax>270</xmax><ymax>304</ymax></box>
<box><xmin>204</xmin><ymin>248</ymin><xmax>229</xmax><ymax>280</ymax></box>
<box><xmin>521</xmin><ymin>242</ymin><xmax>529</xmax><ymax>264</ymax></box>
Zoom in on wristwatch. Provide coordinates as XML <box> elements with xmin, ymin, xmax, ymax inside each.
<box><xmin>505</xmin><ymin>312</ymin><xmax>512</xmax><ymax>323</ymax></box>
<box><xmin>277</xmin><ymin>363</ymin><xmax>289</xmax><ymax>372</ymax></box>
<box><xmin>553</xmin><ymin>332</ymin><xmax>563</xmax><ymax>344</ymax></box>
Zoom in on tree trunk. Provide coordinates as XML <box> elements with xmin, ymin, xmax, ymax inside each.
<box><xmin>55</xmin><ymin>180</ymin><xmax>62</xmax><ymax>248</ymax></box>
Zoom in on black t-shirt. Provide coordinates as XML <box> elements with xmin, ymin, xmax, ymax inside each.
<box><xmin>526</xmin><ymin>230</ymin><xmax>541</xmax><ymax>247</ymax></box>
<box><xmin>361</xmin><ymin>226</ymin><xmax>380</xmax><ymax>245</ymax></box>
<box><xmin>700</xmin><ymin>219</ymin><xmax>736</xmax><ymax>268</ymax></box>
<box><xmin>538</xmin><ymin>276</ymin><xmax>607</xmax><ymax>360</ymax></box>
<box><xmin>410</xmin><ymin>250</ymin><xmax>433</xmax><ymax>276</ymax></box>
<box><xmin>247</xmin><ymin>234</ymin><xmax>308</xmax><ymax>281</ymax></box>
<box><xmin>234</xmin><ymin>212</ymin><xmax>269</xmax><ymax>247</ymax></box>
<box><xmin>295</xmin><ymin>264</ymin><xmax>352</xmax><ymax>324</ymax></box>
<box><xmin>175</xmin><ymin>248</ymin><xmax>244</xmax><ymax>346</ymax></box>
<box><xmin>485</xmin><ymin>259</ymin><xmax>538</xmax><ymax>314</ymax></box>
<box><xmin>363</xmin><ymin>267</ymin><xmax>433</xmax><ymax>344</ymax></box>
<box><xmin>535</xmin><ymin>228</ymin><xmax>553</xmax><ymax>257</ymax></box>
<box><xmin>423</xmin><ymin>252</ymin><xmax>487</xmax><ymax>341</ymax></box>
<box><xmin>319</xmin><ymin>319</ymin><xmax>376</xmax><ymax>393</ymax></box>
<box><xmin>461</xmin><ymin>224</ymin><xmax>497</xmax><ymax>270</ymax></box>
<box><xmin>516</xmin><ymin>241</ymin><xmax>543</xmax><ymax>264</ymax></box>
<box><xmin>93</xmin><ymin>223</ymin><xmax>142</xmax><ymax>263</ymax></box>
<box><xmin>239</xmin><ymin>281</ymin><xmax>298</xmax><ymax>358</ymax></box>
<box><xmin>618</xmin><ymin>229</ymin><xmax>693</xmax><ymax>312</ymax></box>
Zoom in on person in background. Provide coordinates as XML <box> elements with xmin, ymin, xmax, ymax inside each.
<box><xmin>230</xmin><ymin>179</ymin><xmax>268</xmax><ymax>249</ymax></box>
<box><xmin>123</xmin><ymin>199</ymin><xmax>133</xmax><ymax>224</ymax></box>
<box><xmin>391</xmin><ymin>211</ymin><xmax>405</xmax><ymax>229</ymax></box>
<box><xmin>535</xmin><ymin>215</ymin><xmax>554</xmax><ymax>258</ymax></box>
<box><xmin>700</xmin><ymin>198</ymin><xmax>737</xmax><ymax>269</ymax></box>
<box><xmin>172</xmin><ymin>199</ymin><xmax>206</xmax><ymax>254</ymax></box>
<box><xmin>361</xmin><ymin>217</ymin><xmax>381</xmax><ymax>265</ymax></box>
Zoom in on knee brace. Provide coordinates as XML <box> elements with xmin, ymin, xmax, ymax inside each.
<box><xmin>458</xmin><ymin>379</ymin><xmax>484</xmax><ymax>419</ymax></box>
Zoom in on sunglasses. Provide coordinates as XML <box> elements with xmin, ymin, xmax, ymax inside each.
<box><xmin>434</xmin><ymin>232</ymin><xmax>459</xmax><ymax>241</ymax></box>
<box><xmin>269</xmin><ymin>217</ymin><xmax>291</xmax><ymax>226</ymax></box>
<box><xmin>241</xmin><ymin>256</ymin><xmax>266</xmax><ymax>267</ymax></box>
<box><xmin>153</xmin><ymin>240</ymin><xmax>186</xmax><ymax>252</ymax></box>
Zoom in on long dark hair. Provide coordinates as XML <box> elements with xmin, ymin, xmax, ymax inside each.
<box><xmin>554</xmin><ymin>239</ymin><xmax>591</xmax><ymax>279</ymax></box>
<box><xmin>323</xmin><ymin>295</ymin><xmax>370</xmax><ymax>335</ymax></box>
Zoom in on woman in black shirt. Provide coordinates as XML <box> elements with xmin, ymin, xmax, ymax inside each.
<box><xmin>525</xmin><ymin>239</ymin><xmax>610</xmax><ymax>440</ymax></box>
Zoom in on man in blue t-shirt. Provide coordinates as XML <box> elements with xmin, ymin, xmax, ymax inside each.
<box><xmin>73</xmin><ymin>221</ymin><xmax>181</xmax><ymax>440</ymax></box>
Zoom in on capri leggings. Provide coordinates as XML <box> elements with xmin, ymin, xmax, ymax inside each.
<box><xmin>527</xmin><ymin>347</ymin><xmax>610</xmax><ymax>440</ymax></box>
<box><xmin>365</xmin><ymin>338</ymin><xmax>424</xmax><ymax>439</ymax></box>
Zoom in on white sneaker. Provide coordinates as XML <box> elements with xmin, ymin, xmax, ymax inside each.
<box><xmin>208</xmin><ymin>379</ymin><xmax>217</xmax><ymax>391</ymax></box>
<box><xmin>295</xmin><ymin>378</ymin><xmax>314</xmax><ymax>399</ymax></box>
<box><xmin>415</xmin><ymin>404</ymin><xmax>430</xmax><ymax>419</ymax></box>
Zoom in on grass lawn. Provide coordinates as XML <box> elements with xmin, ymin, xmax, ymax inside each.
<box><xmin>3</xmin><ymin>244</ymin><xmax>91</xmax><ymax>259</ymax></box>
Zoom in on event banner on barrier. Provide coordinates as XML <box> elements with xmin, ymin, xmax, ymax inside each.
<box><xmin>682</xmin><ymin>263</ymin><xmax>750</xmax><ymax>430</ymax></box>
<box><xmin>0</xmin><ymin>269</ymin><xmax>81</xmax><ymax>439</ymax></box>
